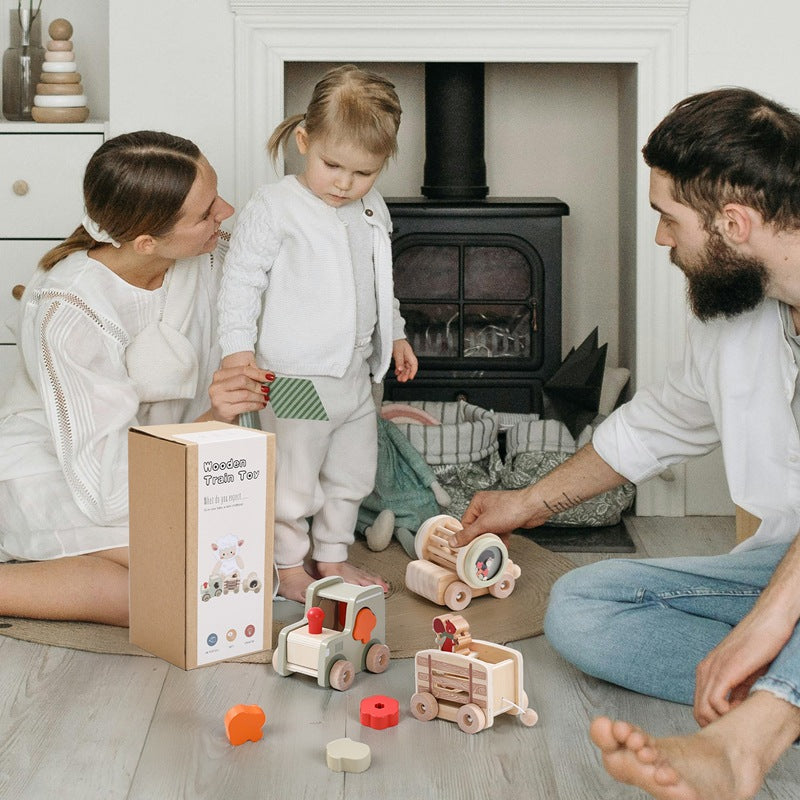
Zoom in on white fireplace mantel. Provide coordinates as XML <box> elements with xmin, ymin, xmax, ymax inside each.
<box><xmin>229</xmin><ymin>0</ymin><xmax>691</xmax><ymax>516</ymax></box>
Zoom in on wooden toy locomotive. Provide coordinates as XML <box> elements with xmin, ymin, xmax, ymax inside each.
<box><xmin>405</xmin><ymin>514</ymin><xmax>521</xmax><ymax>610</ymax></box>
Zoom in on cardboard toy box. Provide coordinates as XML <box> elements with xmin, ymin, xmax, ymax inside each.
<box><xmin>128</xmin><ymin>422</ymin><xmax>275</xmax><ymax>669</ymax></box>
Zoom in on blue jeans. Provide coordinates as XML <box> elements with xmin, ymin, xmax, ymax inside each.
<box><xmin>543</xmin><ymin>543</ymin><xmax>800</xmax><ymax>708</ymax></box>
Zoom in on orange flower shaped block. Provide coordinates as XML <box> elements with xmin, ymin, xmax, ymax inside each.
<box><xmin>224</xmin><ymin>704</ymin><xmax>266</xmax><ymax>746</ymax></box>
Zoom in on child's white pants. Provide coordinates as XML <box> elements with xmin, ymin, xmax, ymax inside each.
<box><xmin>258</xmin><ymin>346</ymin><xmax>378</xmax><ymax>568</ymax></box>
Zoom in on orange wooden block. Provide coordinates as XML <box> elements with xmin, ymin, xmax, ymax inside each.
<box><xmin>352</xmin><ymin>607</ymin><xmax>376</xmax><ymax>644</ymax></box>
<box><xmin>224</xmin><ymin>704</ymin><xmax>266</xmax><ymax>746</ymax></box>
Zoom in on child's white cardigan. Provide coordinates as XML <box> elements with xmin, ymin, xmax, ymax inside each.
<box><xmin>218</xmin><ymin>176</ymin><xmax>400</xmax><ymax>383</ymax></box>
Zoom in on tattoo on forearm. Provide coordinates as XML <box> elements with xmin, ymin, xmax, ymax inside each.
<box><xmin>544</xmin><ymin>492</ymin><xmax>584</xmax><ymax>514</ymax></box>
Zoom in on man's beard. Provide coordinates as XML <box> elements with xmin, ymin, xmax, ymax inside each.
<box><xmin>671</xmin><ymin>230</ymin><xmax>769</xmax><ymax>322</ymax></box>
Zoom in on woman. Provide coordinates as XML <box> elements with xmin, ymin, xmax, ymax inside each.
<box><xmin>0</xmin><ymin>131</ymin><xmax>269</xmax><ymax>626</ymax></box>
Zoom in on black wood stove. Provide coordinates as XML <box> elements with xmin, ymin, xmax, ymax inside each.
<box><xmin>383</xmin><ymin>63</ymin><xmax>569</xmax><ymax>413</ymax></box>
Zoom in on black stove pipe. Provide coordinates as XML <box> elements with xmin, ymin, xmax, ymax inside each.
<box><xmin>422</xmin><ymin>62</ymin><xmax>489</xmax><ymax>200</ymax></box>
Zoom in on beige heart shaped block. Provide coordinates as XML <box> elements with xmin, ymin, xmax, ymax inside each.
<box><xmin>325</xmin><ymin>738</ymin><xmax>371</xmax><ymax>773</ymax></box>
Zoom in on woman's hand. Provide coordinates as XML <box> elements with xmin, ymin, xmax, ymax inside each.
<box><xmin>205</xmin><ymin>362</ymin><xmax>274</xmax><ymax>424</ymax></box>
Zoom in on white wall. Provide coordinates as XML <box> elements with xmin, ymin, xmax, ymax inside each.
<box><xmin>109</xmin><ymin>0</ymin><xmax>235</xmax><ymax>207</ymax></box>
<box><xmin>682</xmin><ymin>0</ymin><xmax>800</xmax><ymax>513</ymax></box>
<box><xmin>105</xmin><ymin>0</ymin><xmax>800</xmax><ymax>515</ymax></box>
<box><xmin>107</xmin><ymin>0</ymin><xmax>800</xmax><ymax>369</ymax></box>
<box><xmin>688</xmin><ymin>0</ymin><xmax>800</xmax><ymax>106</ymax></box>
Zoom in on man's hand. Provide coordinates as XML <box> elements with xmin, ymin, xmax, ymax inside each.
<box><xmin>693</xmin><ymin>609</ymin><xmax>792</xmax><ymax>727</ymax></box>
<box><xmin>451</xmin><ymin>444</ymin><xmax>627</xmax><ymax>548</ymax></box>
<box><xmin>693</xmin><ymin>530</ymin><xmax>800</xmax><ymax>727</ymax></box>
<box><xmin>451</xmin><ymin>487</ymin><xmax>547</xmax><ymax>548</ymax></box>
<box><xmin>392</xmin><ymin>339</ymin><xmax>418</xmax><ymax>383</ymax></box>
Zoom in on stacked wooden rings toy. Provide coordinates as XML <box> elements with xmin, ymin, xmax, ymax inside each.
<box><xmin>32</xmin><ymin>18</ymin><xmax>90</xmax><ymax>123</ymax></box>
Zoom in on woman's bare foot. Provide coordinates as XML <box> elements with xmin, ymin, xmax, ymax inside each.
<box><xmin>314</xmin><ymin>560</ymin><xmax>389</xmax><ymax>592</ymax></box>
<box><xmin>276</xmin><ymin>565</ymin><xmax>315</xmax><ymax>603</ymax></box>
<box><xmin>589</xmin><ymin>716</ymin><xmax>754</xmax><ymax>800</ymax></box>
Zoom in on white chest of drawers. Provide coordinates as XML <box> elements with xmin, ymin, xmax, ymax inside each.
<box><xmin>0</xmin><ymin>122</ymin><xmax>105</xmax><ymax>394</ymax></box>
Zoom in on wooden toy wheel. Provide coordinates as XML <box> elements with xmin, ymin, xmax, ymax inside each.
<box><xmin>520</xmin><ymin>708</ymin><xmax>539</xmax><ymax>726</ymax></box>
<box><xmin>513</xmin><ymin>691</ymin><xmax>538</xmax><ymax>725</ymax></box>
<box><xmin>410</xmin><ymin>692</ymin><xmax>438</xmax><ymax>721</ymax></box>
<box><xmin>456</xmin><ymin>533</ymin><xmax>509</xmax><ymax>589</ymax></box>
<box><xmin>415</xmin><ymin>514</ymin><xmax>461</xmax><ymax>559</ymax></box>
<box><xmin>365</xmin><ymin>643</ymin><xmax>391</xmax><ymax>673</ymax></box>
<box><xmin>329</xmin><ymin>659</ymin><xmax>355</xmax><ymax>691</ymax></box>
<box><xmin>271</xmin><ymin>648</ymin><xmax>284</xmax><ymax>675</ymax></box>
<box><xmin>444</xmin><ymin>580</ymin><xmax>472</xmax><ymax>611</ymax></box>
<box><xmin>488</xmin><ymin>572</ymin><xmax>516</xmax><ymax>598</ymax></box>
<box><xmin>456</xmin><ymin>703</ymin><xmax>486</xmax><ymax>734</ymax></box>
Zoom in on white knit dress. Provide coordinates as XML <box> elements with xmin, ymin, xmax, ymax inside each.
<box><xmin>0</xmin><ymin>250</ymin><xmax>221</xmax><ymax>561</ymax></box>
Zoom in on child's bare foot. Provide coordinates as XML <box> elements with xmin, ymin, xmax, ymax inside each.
<box><xmin>314</xmin><ymin>560</ymin><xmax>389</xmax><ymax>592</ymax></box>
<box><xmin>276</xmin><ymin>565</ymin><xmax>315</xmax><ymax>603</ymax></box>
<box><xmin>589</xmin><ymin>716</ymin><xmax>749</xmax><ymax>800</ymax></box>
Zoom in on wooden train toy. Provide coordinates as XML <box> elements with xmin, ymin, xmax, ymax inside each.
<box><xmin>271</xmin><ymin>576</ymin><xmax>390</xmax><ymax>690</ymax></box>
<box><xmin>410</xmin><ymin>613</ymin><xmax>538</xmax><ymax>734</ymax></box>
<box><xmin>405</xmin><ymin>514</ymin><xmax>521</xmax><ymax>610</ymax></box>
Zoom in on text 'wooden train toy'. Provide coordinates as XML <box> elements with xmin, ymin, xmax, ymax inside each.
<box><xmin>405</xmin><ymin>514</ymin><xmax>521</xmax><ymax>610</ymax></box>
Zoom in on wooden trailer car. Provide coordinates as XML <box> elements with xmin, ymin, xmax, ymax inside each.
<box><xmin>410</xmin><ymin>614</ymin><xmax>538</xmax><ymax>734</ymax></box>
<box><xmin>405</xmin><ymin>514</ymin><xmax>521</xmax><ymax>610</ymax></box>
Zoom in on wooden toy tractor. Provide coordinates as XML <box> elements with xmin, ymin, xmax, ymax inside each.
<box><xmin>271</xmin><ymin>576</ymin><xmax>390</xmax><ymax>690</ymax></box>
<box><xmin>405</xmin><ymin>514</ymin><xmax>521</xmax><ymax>611</ymax></box>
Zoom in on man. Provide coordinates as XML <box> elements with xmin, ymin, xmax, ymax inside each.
<box><xmin>450</xmin><ymin>87</ymin><xmax>800</xmax><ymax>800</ymax></box>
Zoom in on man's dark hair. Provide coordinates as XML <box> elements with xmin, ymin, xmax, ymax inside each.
<box><xmin>643</xmin><ymin>87</ymin><xmax>800</xmax><ymax>230</ymax></box>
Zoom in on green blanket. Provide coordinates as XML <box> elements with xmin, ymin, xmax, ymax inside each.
<box><xmin>356</xmin><ymin>416</ymin><xmax>441</xmax><ymax>536</ymax></box>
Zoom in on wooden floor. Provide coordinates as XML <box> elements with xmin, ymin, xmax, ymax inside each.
<box><xmin>2</xmin><ymin>516</ymin><xmax>800</xmax><ymax>799</ymax></box>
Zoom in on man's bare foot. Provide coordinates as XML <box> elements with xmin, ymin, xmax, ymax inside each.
<box><xmin>589</xmin><ymin>716</ymin><xmax>755</xmax><ymax>800</ymax></box>
<box><xmin>277</xmin><ymin>565</ymin><xmax>315</xmax><ymax>603</ymax></box>
<box><xmin>315</xmin><ymin>560</ymin><xmax>389</xmax><ymax>592</ymax></box>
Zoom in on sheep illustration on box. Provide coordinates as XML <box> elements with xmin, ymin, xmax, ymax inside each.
<box><xmin>405</xmin><ymin>514</ymin><xmax>521</xmax><ymax>611</ymax></box>
<box><xmin>200</xmin><ymin>534</ymin><xmax>262</xmax><ymax>600</ymax></box>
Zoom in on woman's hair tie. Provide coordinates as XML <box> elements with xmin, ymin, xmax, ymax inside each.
<box><xmin>81</xmin><ymin>213</ymin><xmax>121</xmax><ymax>248</ymax></box>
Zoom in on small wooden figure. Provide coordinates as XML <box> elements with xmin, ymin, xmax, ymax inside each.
<box><xmin>410</xmin><ymin>613</ymin><xmax>539</xmax><ymax>734</ymax></box>
<box><xmin>326</xmin><ymin>738</ymin><xmax>371</xmax><ymax>773</ymax></box>
<box><xmin>224</xmin><ymin>704</ymin><xmax>266</xmax><ymax>746</ymax></box>
<box><xmin>271</xmin><ymin>576</ymin><xmax>390</xmax><ymax>690</ymax></box>
<box><xmin>405</xmin><ymin>514</ymin><xmax>521</xmax><ymax>610</ymax></box>
<box><xmin>32</xmin><ymin>18</ymin><xmax>90</xmax><ymax>123</ymax></box>
<box><xmin>432</xmin><ymin>613</ymin><xmax>472</xmax><ymax>653</ymax></box>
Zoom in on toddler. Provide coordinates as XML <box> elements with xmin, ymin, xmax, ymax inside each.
<box><xmin>218</xmin><ymin>64</ymin><xmax>418</xmax><ymax>602</ymax></box>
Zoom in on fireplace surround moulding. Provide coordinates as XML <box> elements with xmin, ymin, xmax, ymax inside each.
<box><xmin>229</xmin><ymin>0</ymin><xmax>690</xmax><ymax>516</ymax></box>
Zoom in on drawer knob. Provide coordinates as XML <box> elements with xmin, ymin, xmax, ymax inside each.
<box><xmin>12</xmin><ymin>284</ymin><xmax>25</xmax><ymax>300</ymax></box>
<box><xmin>12</xmin><ymin>180</ymin><xmax>29</xmax><ymax>196</ymax></box>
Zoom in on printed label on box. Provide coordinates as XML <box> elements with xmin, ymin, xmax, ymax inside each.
<box><xmin>176</xmin><ymin>430</ymin><xmax>269</xmax><ymax>666</ymax></box>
